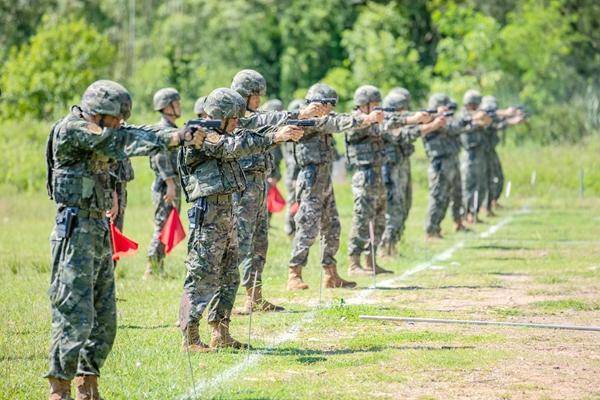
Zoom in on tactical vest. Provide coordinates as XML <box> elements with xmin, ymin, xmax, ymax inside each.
<box><xmin>345</xmin><ymin>125</ymin><xmax>384</xmax><ymax>167</ymax></box>
<box><xmin>293</xmin><ymin>131</ymin><xmax>336</xmax><ymax>167</ymax></box>
<box><xmin>238</xmin><ymin>152</ymin><xmax>271</xmax><ymax>173</ymax></box>
<box><xmin>423</xmin><ymin>129</ymin><xmax>451</xmax><ymax>160</ymax></box>
<box><xmin>460</xmin><ymin>126</ymin><xmax>486</xmax><ymax>149</ymax></box>
<box><xmin>179</xmin><ymin>145</ymin><xmax>246</xmax><ymax>202</ymax></box>
<box><xmin>46</xmin><ymin>116</ymin><xmax>115</xmax><ymax>212</ymax></box>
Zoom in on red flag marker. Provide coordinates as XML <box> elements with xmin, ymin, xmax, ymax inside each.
<box><xmin>159</xmin><ymin>208</ymin><xmax>186</xmax><ymax>254</ymax></box>
<box><xmin>267</xmin><ymin>185</ymin><xmax>286</xmax><ymax>213</ymax></box>
<box><xmin>110</xmin><ymin>223</ymin><xmax>139</xmax><ymax>261</ymax></box>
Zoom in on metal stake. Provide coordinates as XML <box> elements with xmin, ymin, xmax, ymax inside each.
<box><xmin>369</xmin><ymin>220</ymin><xmax>377</xmax><ymax>289</ymax></box>
<box><xmin>359</xmin><ymin>315</ymin><xmax>600</xmax><ymax>332</ymax></box>
<box><xmin>247</xmin><ymin>271</ymin><xmax>259</xmax><ymax>358</ymax></box>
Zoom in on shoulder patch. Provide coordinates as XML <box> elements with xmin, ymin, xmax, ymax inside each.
<box><xmin>205</xmin><ymin>132</ymin><xmax>222</xmax><ymax>144</ymax></box>
<box><xmin>86</xmin><ymin>122</ymin><xmax>103</xmax><ymax>135</ymax></box>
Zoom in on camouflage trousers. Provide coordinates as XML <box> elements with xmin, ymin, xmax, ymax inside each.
<box><xmin>380</xmin><ymin>157</ymin><xmax>412</xmax><ymax>249</ymax></box>
<box><xmin>426</xmin><ymin>156</ymin><xmax>462</xmax><ymax>234</ymax></box>
<box><xmin>486</xmin><ymin>148</ymin><xmax>504</xmax><ymax>206</ymax></box>
<box><xmin>348</xmin><ymin>165</ymin><xmax>386</xmax><ymax>257</ymax></box>
<box><xmin>283</xmin><ymin>143</ymin><xmax>299</xmax><ymax>235</ymax></box>
<box><xmin>289</xmin><ymin>162</ymin><xmax>341</xmax><ymax>268</ymax></box>
<box><xmin>461</xmin><ymin>147</ymin><xmax>488</xmax><ymax>215</ymax></box>
<box><xmin>113</xmin><ymin>182</ymin><xmax>128</xmax><ymax>232</ymax></box>
<box><xmin>46</xmin><ymin>211</ymin><xmax>116</xmax><ymax>380</ymax></box>
<box><xmin>182</xmin><ymin>194</ymin><xmax>239</xmax><ymax>326</ymax></box>
<box><xmin>232</xmin><ymin>172</ymin><xmax>269</xmax><ymax>288</ymax></box>
<box><xmin>147</xmin><ymin>178</ymin><xmax>182</xmax><ymax>264</ymax></box>
<box><xmin>450</xmin><ymin>154</ymin><xmax>464</xmax><ymax>222</ymax></box>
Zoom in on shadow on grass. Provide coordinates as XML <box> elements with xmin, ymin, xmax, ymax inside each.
<box><xmin>470</xmin><ymin>244</ymin><xmax>532</xmax><ymax>251</ymax></box>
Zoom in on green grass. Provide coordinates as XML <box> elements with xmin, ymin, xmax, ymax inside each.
<box><xmin>1</xmin><ymin>140</ymin><xmax>600</xmax><ymax>399</ymax></box>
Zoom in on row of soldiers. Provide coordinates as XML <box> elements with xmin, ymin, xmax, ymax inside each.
<box><xmin>44</xmin><ymin>70</ymin><xmax>522</xmax><ymax>398</ymax></box>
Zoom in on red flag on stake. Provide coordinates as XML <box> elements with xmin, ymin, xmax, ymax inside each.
<box><xmin>159</xmin><ymin>208</ymin><xmax>186</xmax><ymax>254</ymax></box>
<box><xmin>110</xmin><ymin>223</ymin><xmax>139</xmax><ymax>261</ymax></box>
<box><xmin>267</xmin><ymin>185</ymin><xmax>286</xmax><ymax>213</ymax></box>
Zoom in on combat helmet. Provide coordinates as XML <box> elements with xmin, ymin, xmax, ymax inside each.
<box><xmin>260</xmin><ymin>99</ymin><xmax>284</xmax><ymax>112</ymax></box>
<box><xmin>305</xmin><ymin>83</ymin><xmax>338</xmax><ymax>103</ymax></box>
<box><xmin>153</xmin><ymin>88</ymin><xmax>181</xmax><ymax>111</ymax></box>
<box><xmin>463</xmin><ymin>89</ymin><xmax>482</xmax><ymax>106</ymax></box>
<box><xmin>480</xmin><ymin>95</ymin><xmax>498</xmax><ymax>112</ymax></box>
<box><xmin>388</xmin><ymin>87</ymin><xmax>411</xmax><ymax>103</ymax></box>
<box><xmin>287</xmin><ymin>99</ymin><xmax>304</xmax><ymax>113</ymax></box>
<box><xmin>231</xmin><ymin>69</ymin><xmax>267</xmax><ymax>98</ymax></box>
<box><xmin>382</xmin><ymin>93</ymin><xmax>409</xmax><ymax>110</ymax></box>
<box><xmin>353</xmin><ymin>85</ymin><xmax>382</xmax><ymax>106</ymax></box>
<box><xmin>81</xmin><ymin>80</ymin><xmax>129</xmax><ymax>118</ymax></box>
<box><xmin>194</xmin><ymin>96</ymin><xmax>207</xmax><ymax>116</ymax></box>
<box><xmin>428</xmin><ymin>93</ymin><xmax>450</xmax><ymax>110</ymax></box>
<box><xmin>204</xmin><ymin>88</ymin><xmax>246</xmax><ymax>119</ymax></box>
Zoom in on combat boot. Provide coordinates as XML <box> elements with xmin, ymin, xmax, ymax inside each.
<box><xmin>74</xmin><ymin>375</ymin><xmax>101</xmax><ymax>400</ymax></box>
<box><xmin>48</xmin><ymin>377</ymin><xmax>73</xmax><ymax>400</ymax></box>
<box><xmin>365</xmin><ymin>254</ymin><xmax>393</xmax><ymax>275</ymax></box>
<box><xmin>425</xmin><ymin>232</ymin><xmax>444</xmax><ymax>241</ymax></box>
<box><xmin>287</xmin><ymin>266</ymin><xmax>309</xmax><ymax>290</ymax></box>
<box><xmin>454</xmin><ymin>222</ymin><xmax>471</xmax><ymax>232</ymax></box>
<box><xmin>347</xmin><ymin>254</ymin><xmax>371</xmax><ymax>276</ymax></box>
<box><xmin>380</xmin><ymin>242</ymin><xmax>397</xmax><ymax>258</ymax></box>
<box><xmin>208</xmin><ymin>320</ymin><xmax>249</xmax><ymax>350</ymax></box>
<box><xmin>181</xmin><ymin>320</ymin><xmax>210</xmax><ymax>352</ymax></box>
<box><xmin>235</xmin><ymin>286</ymin><xmax>285</xmax><ymax>314</ymax></box>
<box><xmin>323</xmin><ymin>264</ymin><xmax>357</xmax><ymax>289</ymax></box>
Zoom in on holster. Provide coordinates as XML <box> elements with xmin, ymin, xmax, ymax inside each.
<box><xmin>55</xmin><ymin>207</ymin><xmax>78</xmax><ymax>239</ymax></box>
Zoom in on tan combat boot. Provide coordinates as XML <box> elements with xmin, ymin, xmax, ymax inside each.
<box><xmin>287</xmin><ymin>266</ymin><xmax>309</xmax><ymax>291</ymax></box>
<box><xmin>454</xmin><ymin>222</ymin><xmax>471</xmax><ymax>232</ymax></box>
<box><xmin>365</xmin><ymin>254</ymin><xmax>393</xmax><ymax>275</ymax></box>
<box><xmin>235</xmin><ymin>286</ymin><xmax>285</xmax><ymax>314</ymax></box>
<box><xmin>208</xmin><ymin>320</ymin><xmax>249</xmax><ymax>350</ymax></box>
<box><xmin>323</xmin><ymin>264</ymin><xmax>357</xmax><ymax>289</ymax></box>
<box><xmin>182</xmin><ymin>320</ymin><xmax>210</xmax><ymax>352</ymax></box>
<box><xmin>74</xmin><ymin>375</ymin><xmax>100</xmax><ymax>400</ymax></box>
<box><xmin>48</xmin><ymin>377</ymin><xmax>73</xmax><ymax>400</ymax></box>
<box><xmin>347</xmin><ymin>254</ymin><xmax>371</xmax><ymax>276</ymax></box>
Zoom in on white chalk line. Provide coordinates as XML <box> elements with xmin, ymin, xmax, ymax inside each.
<box><xmin>177</xmin><ymin>205</ymin><xmax>529</xmax><ymax>399</ymax></box>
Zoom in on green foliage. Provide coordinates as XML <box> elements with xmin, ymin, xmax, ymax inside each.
<box><xmin>341</xmin><ymin>2</ymin><xmax>430</xmax><ymax>100</ymax></box>
<box><xmin>0</xmin><ymin>17</ymin><xmax>115</xmax><ymax>120</ymax></box>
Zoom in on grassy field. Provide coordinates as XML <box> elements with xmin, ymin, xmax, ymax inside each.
<box><xmin>1</xmin><ymin>137</ymin><xmax>599</xmax><ymax>399</ymax></box>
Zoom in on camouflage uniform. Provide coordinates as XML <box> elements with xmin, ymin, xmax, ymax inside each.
<box><xmin>459</xmin><ymin>90</ymin><xmax>487</xmax><ymax>217</ymax></box>
<box><xmin>44</xmin><ymin>80</ymin><xmax>180</xmax><ymax>383</ymax></box>
<box><xmin>379</xmin><ymin>94</ymin><xmax>420</xmax><ymax>253</ymax></box>
<box><xmin>346</xmin><ymin>86</ymin><xmax>386</xmax><ymax>259</ymax></box>
<box><xmin>423</xmin><ymin>94</ymin><xmax>468</xmax><ymax>235</ymax></box>
<box><xmin>179</xmin><ymin>88</ymin><xmax>277</xmax><ymax>332</ymax></box>
<box><xmin>147</xmin><ymin>116</ymin><xmax>182</xmax><ymax>268</ymax></box>
<box><xmin>290</xmin><ymin>114</ymin><xmax>362</xmax><ymax>269</ymax></box>
<box><xmin>480</xmin><ymin>96</ymin><xmax>506</xmax><ymax>208</ymax></box>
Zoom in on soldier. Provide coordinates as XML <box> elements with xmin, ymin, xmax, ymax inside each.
<box><xmin>178</xmin><ymin>87</ymin><xmax>303</xmax><ymax>350</ymax></box>
<box><xmin>145</xmin><ymin>88</ymin><xmax>183</xmax><ymax>278</ymax></box>
<box><xmin>287</xmin><ymin>83</ymin><xmax>382</xmax><ymax>291</ymax></box>
<box><xmin>230</xmin><ymin>70</ymin><xmax>324</xmax><ymax>314</ymax></box>
<box><xmin>283</xmin><ymin>99</ymin><xmax>305</xmax><ymax>236</ymax></box>
<box><xmin>422</xmin><ymin>93</ymin><xmax>470</xmax><ymax>239</ymax></box>
<box><xmin>44</xmin><ymin>80</ymin><xmax>203</xmax><ymax>400</ymax></box>
<box><xmin>459</xmin><ymin>89</ymin><xmax>493</xmax><ymax>224</ymax></box>
<box><xmin>480</xmin><ymin>95</ymin><xmax>525</xmax><ymax>214</ymax></box>
<box><xmin>345</xmin><ymin>85</ymin><xmax>391</xmax><ymax>275</ymax></box>
<box><xmin>447</xmin><ymin>98</ymin><xmax>466</xmax><ymax>229</ymax></box>
<box><xmin>378</xmin><ymin>92</ymin><xmax>432</xmax><ymax>255</ymax></box>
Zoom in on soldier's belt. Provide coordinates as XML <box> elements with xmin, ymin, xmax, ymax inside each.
<box><xmin>77</xmin><ymin>209</ymin><xmax>105</xmax><ymax>219</ymax></box>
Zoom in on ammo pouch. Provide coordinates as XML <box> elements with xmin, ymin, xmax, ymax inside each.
<box><xmin>346</xmin><ymin>140</ymin><xmax>375</xmax><ymax>167</ymax></box>
<box><xmin>55</xmin><ymin>207</ymin><xmax>78</xmax><ymax>239</ymax></box>
<box><xmin>52</xmin><ymin>173</ymin><xmax>95</xmax><ymax>208</ymax></box>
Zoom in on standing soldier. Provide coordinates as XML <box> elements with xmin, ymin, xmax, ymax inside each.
<box><xmin>480</xmin><ymin>95</ymin><xmax>525</xmax><ymax>214</ymax></box>
<box><xmin>378</xmin><ymin>93</ymin><xmax>431</xmax><ymax>255</ymax></box>
<box><xmin>178</xmin><ymin>88</ymin><xmax>303</xmax><ymax>350</ymax></box>
<box><xmin>459</xmin><ymin>90</ymin><xmax>493</xmax><ymax>224</ymax></box>
<box><xmin>345</xmin><ymin>85</ymin><xmax>391</xmax><ymax>275</ymax></box>
<box><xmin>287</xmin><ymin>83</ymin><xmax>382</xmax><ymax>291</ymax></box>
<box><xmin>260</xmin><ymin>99</ymin><xmax>285</xmax><ymax>223</ymax></box>
<box><xmin>145</xmin><ymin>88</ymin><xmax>183</xmax><ymax>278</ymax></box>
<box><xmin>45</xmin><ymin>80</ymin><xmax>203</xmax><ymax>399</ymax></box>
<box><xmin>230</xmin><ymin>70</ymin><xmax>324</xmax><ymax>314</ymax></box>
<box><xmin>283</xmin><ymin>99</ymin><xmax>305</xmax><ymax>236</ymax></box>
<box><xmin>421</xmin><ymin>93</ymin><xmax>470</xmax><ymax>239</ymax></box>
<box><xmin>194</xmin><ymin>96</ymin><xmax>208</xmax><ymax>118</ymax></box>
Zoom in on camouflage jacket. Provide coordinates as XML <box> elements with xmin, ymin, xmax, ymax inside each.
<box><xmin>458</xmin><ymin>109</ymin><xmax>487</xmax><ymax>150</ymax></box>
<box><xmin>46</xmin><ymin>108</ymin><xmax>176</xmax><ymax>213</ymax></box>
<box><xmin>149</xmin><ymin>117</ymin><xmax>179</xmax><ymax>182</ymax></box>
<box><xmin>180</xmin><ymin>128</ymin><xmax>276</xmax><ymax>201</ymax></box>
<box><xmin>344</xmin><ymin>110</ymin><xmax>384</xmax><ymax>167</ymax></box>
<box><xmin>381</xmin><ymin>112</ymin><xmax>421</xmax><ymax>164</ymax></box>
<box><xmin>293</xmin><ymin>113</ymin><xmax>363</xmax><ymax>167</ymax></box>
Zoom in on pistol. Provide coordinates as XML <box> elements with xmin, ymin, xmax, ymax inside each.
<box><xmin>373</xmin><ymin>107</ymin><xmax>399</xmax><ymax>112</ymax></box>
<box><xmin>184</xmin><ymin>119</ymin><xmax>222</xmax><ymax>130</ymax></box>
<box><xmin>306</xmin><ymin>98</ymin><xmax>337</xmax><ymax>106</ymax></box>
<box><xmin>286</xmin><ymin>119</ymin><xmax>317</xmax><ymax>127</ymax></box>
